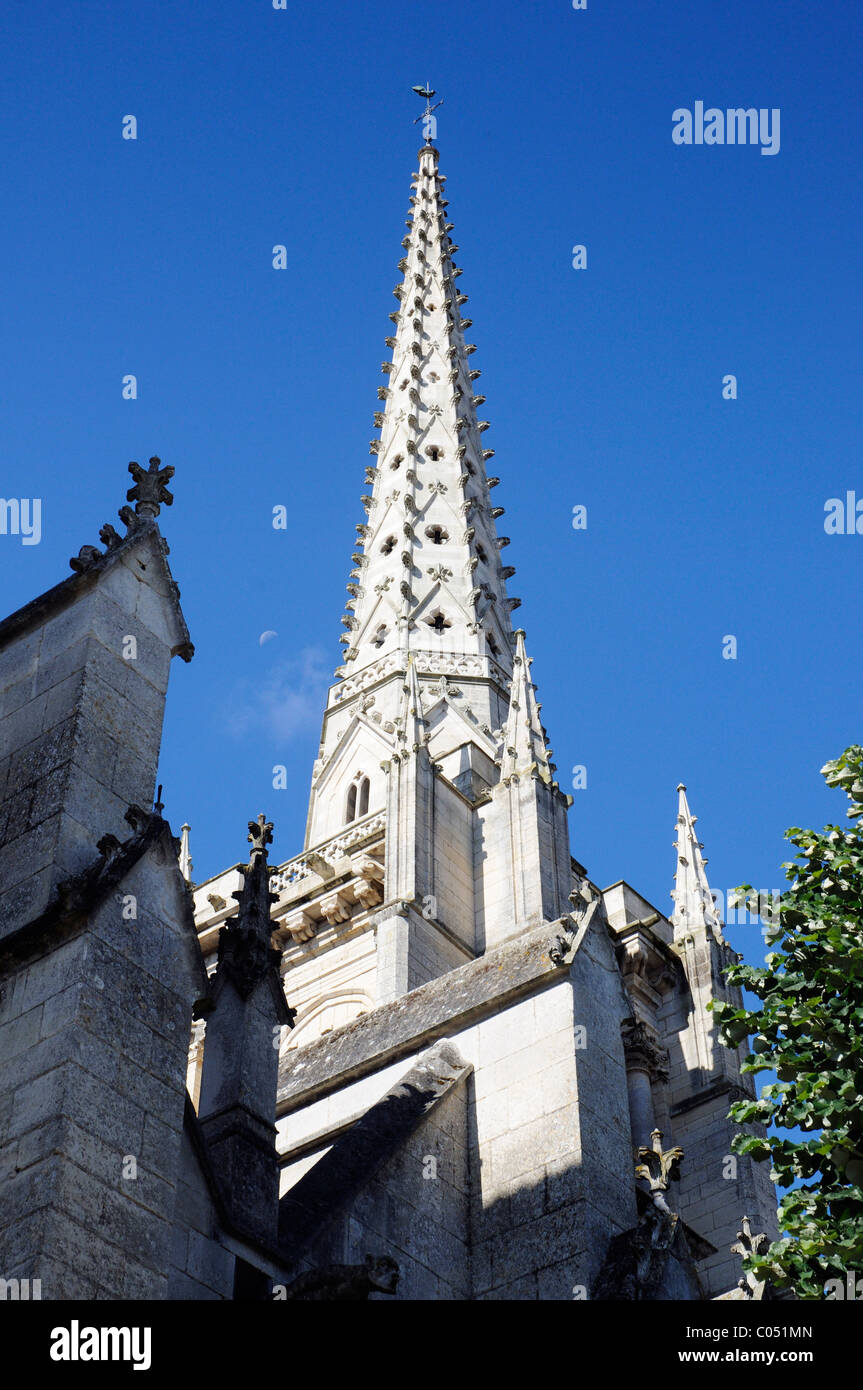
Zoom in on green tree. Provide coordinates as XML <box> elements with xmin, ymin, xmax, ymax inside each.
<box><xmin>712</xmin><ymin>746</ymin><xmax>863</xmax><ymax>1298</ymax></box>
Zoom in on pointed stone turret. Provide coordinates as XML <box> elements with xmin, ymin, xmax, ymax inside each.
<box><xmin>500</xmin><ymin>630</ymin><xmax>552</xmax><ymax>783</ymax></box>
<box><xmin>670</xmin><ymin>784</ymin><xmax>723</xmax><ymax>942</ymax></box>
<box><xmin>197</xmin><ymin>814</ymin><xmax>294</xmax><ymax>1247</ymax></box>
<box><xmin>396</xmin><ymin>654</ymin><xmax>427</xmax><ymax>754</ymax></box>
<box><xmin>489</xmin><ymin>626</ymin><xmax>571</xmax><ymax>942</ymax></box>
<box><xmin>178</xmin><ymin>823</ymin><xmax>193</xmax><ymax>883</ymax></box>
<box><xmin>664</xmin><ymin>783</ymin><xmax>780</xmax><ymax>1293</ymax></box>
<box><xmin>668</xmin><ymin>785</ymin><xmax>728</xmax><ymax>1073</ymax></box>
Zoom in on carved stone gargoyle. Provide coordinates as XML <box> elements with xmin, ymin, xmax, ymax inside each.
<box><xmin>281</xmin><ymin>1255</ymin><xmax>399</xmax><ymax>1301</ymax></box>
<box><xmin>548</xmin><ymin>881</ymin><xmax>599</xmax><ymax>967</ymax></box>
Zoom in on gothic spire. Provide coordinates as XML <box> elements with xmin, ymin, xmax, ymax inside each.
<box><xmin>337</xmin><ymin>140</ymin><xmax>518</xmax><ymax>681</ymax></box>
<box><xmin>499</xmin><ymin>630</ymin><xmax>552</xmax><ymax>783</ymax></box>
<box><xmin>670</xmin><ymin>784</ymin><xmax>724</xmax><ymax>942</ymax></box>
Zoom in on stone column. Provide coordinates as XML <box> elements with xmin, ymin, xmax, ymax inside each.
<box><xmin>622</xmin><ymin>1019</ymin><xmax>670</xmax><ymax>1151</ymax></box>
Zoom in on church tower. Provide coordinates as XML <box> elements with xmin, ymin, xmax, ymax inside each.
<box><xmin>213</xmin><ymin>131</ymin><xmax>575</xmax><ymax>1032</ymax></box>
<box><xmin>189</xmin><ymin>113</ymin><xmax>779</xmax><ymax>1300</ymax></box>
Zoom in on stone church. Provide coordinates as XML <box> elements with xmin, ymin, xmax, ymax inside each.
<box><xmin>0</xmin><ymin>127</ymin><xmax>778</xmax><ymax>1300</ymax></box>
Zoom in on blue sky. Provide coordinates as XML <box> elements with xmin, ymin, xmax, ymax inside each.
<box><xmin>1</xmin><ymin>0</ymin><xmax>860</xmax><ymax>971</ymax></box>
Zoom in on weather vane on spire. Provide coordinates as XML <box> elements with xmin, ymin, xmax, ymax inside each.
<box><xmin>412</xmin><ymin>83</ymin><xmax>443</xmax><ymax>144</ymax></box>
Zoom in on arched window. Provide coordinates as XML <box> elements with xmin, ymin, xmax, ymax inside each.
<box><xmin>425</xmin><ymin>524</ymin><xmax>448</xmax><ymax>545</ymax></box>
<box><xmin>346</xmin><ymin>774</ymin><xmax>370</xmax><ymax>824</ymax></box>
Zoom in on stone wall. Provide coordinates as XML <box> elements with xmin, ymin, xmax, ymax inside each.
<box><xmin>291</xmin><ymin>1082</ymin><xmax>470</xmax><ymax>1299</ymax></box>
<box><xmin>276</xmin><ymin>914</ymin><xmax>637</xmax><ymax>1300</ymax></box>
<box><xmin>430</xmin><ymin>777</ymin><xmax>476</xmax><ymax>949</ymax></box>
<box><xmin>467</xmin><ymin>919</ymin><xmax>636</xmax><ymax>1298</ymax></box>
<box><xmin>659</xmin><ymin>940</ymin><xmax>780</xmax><ymax>1296</ymax></box>
<box><xmin>166</xmin><ymin>1129</ymin><xmax>235</xmax><ymax>1299</ymax></box>
<box><xmin>0</xmin><ymin>528</ymin><xmax>187</xmax><ymax>940</ymax></box>
<box><xmin>0</xmin><ymin>846</ymin><xmax>204</xmax><ymax>1298</ymax></box>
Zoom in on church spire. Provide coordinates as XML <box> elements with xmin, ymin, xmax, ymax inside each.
<box><xmin>297</xmin><ymin>114</ymin><xmax>571</xmax><ymax>940</ymax></box>
<box><xmin>670</xmin><ymin>784</ymin><xmax>724</xmax><ymax>942</ymax></box>
<box><xmin>337</xmin><ymin>135</ymin><xmax>518</xmax><ymax>680</ymax></box>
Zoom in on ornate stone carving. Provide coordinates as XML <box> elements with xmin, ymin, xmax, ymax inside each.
<box><xmin>214</xmin><ymin>814</ymin><xmax>285</xmax><ymax>1001</ymax></box>
<box><xmin>635</xmin><ymin>1130</ymin><xmax>684</xmax><ymax>1216</ymax></box>
<box><xmin>99</xmin><ymin>523</ymin><xmax>123</xmax><ymax>550</ymax></box>
<box><xmin>69</xmin><ymin>545</ymin><xmax>102</xmax><ymax>573</ymax></box>
<box><xmin>592</xmin><ymin>1202</ymin><xmax>701</xmax><ymax>1301</ymax></box>
<box><xmin>616</xmin><ymin>921</ymin><xmax>679</xmax><ymax>1003</ymax></box>
<box><xmin>127</xmin><ymin>456</ymin><xmax>174</xmax><ymax>519</ymax></box>
<box><xmin>730</xmin><ymin>1216</ymin><xmax>771</xmax><ymax>1299</ymax></box>
<box><xmin>282</xmin><ymin>908</ymin><xmax>318</xmax><ymax>944</ymax></box>
<box><xmin>621</xmin><ymin>1019</ymin><xmax>670</xmax><ymax>1083</ymax></box>
<box><xmin>319</xmin><ymin>889</ymin><xmax>353</xmax><ymax>926</ymax></box>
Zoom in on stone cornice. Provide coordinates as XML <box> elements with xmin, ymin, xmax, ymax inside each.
<box><xmin>670</xmin><ymin>1077</ymin><xmax>753</xmax><ymax>1119</ymax></box>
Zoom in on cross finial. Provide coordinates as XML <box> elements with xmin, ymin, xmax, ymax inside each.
<box><xmin>412</xmin><ymin>83</ymin><xmax>443</xmax><ymax>144</ymax></box>
<box><xmin>127</xmin><ymin>456</ymin><xmax>175</xmax><ymax>520</ymax></box>
<box><xmin>731</xmin><ymin>1215</ymin><xmax>770</xmax><ymax>1262</ymax></box>
<box><xmin>247</xmin><ymin>813</ymin><xmax>273</xmax><ymax>858</ymax></box>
